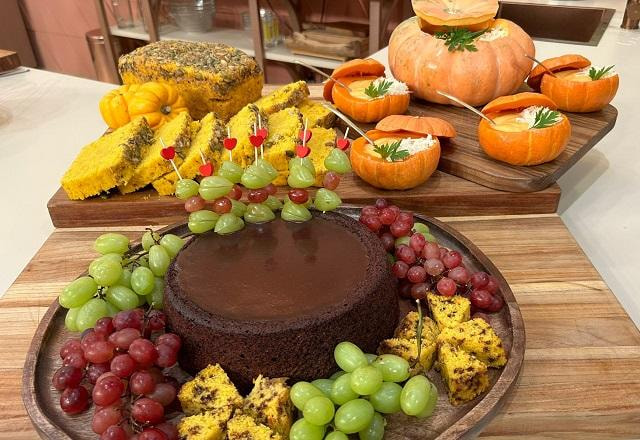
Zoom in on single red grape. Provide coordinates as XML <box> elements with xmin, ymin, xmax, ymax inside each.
<box><xmin>421</xmin><ymin>242</ymin><xmax>439</xmax><ymax>260</ymax></box>
<box><xmin>60</xmin><ymin>386</ymin><xmax>89</xmax><ymax>414</ymax></box>
<box><xmin>184</xmin><ymin>196</ymin><xmax>205</xmax><ymax>213</ymax></box>
<box><xmin>131</xmin><ymin>371</ymin><xmax>156</xmax><ymax>395</ymax></box>
<box><xmin>110</xmin><ymin>354</ymin><xmax>136</xmax><ymax>378</ymax></box>
<box><xmin>439</xmin><ymin>247</ymin><xmax>449</xmax><ymax>259</ymax></box>
<box><xmin>264</xmin><ymin>183</ymin><xmax>277</xmax><ymax>195</ymax></box>
<box><xmin>146</xmin><ymin>382</ymin><xmax>177</xmax><ymax>406</ymax></box>
<box><xmin>248</xmin><ymin>188</ymin><xmax>269</xmax><ymax>203</ymax></box>
<box><xmin>146</xmin><ymin>367</ymin><xmax>166</xmax><ymax>385</ymax></box>
<box><xmin>470</xmin><ymin>271</ymin><xmax>490</xmax><ymax>289</ymax></box>
<box><xmin>389</xmin><ymin>220</ymin><xmax>411</xmax><ymax>237</ymax></box>
<box><xmin>485</xmin><ymin>276</ymin><xmax>499</xmax><ymax>294</ymax></box>
<box><xmin>93</xmin><ymin>375</ymin><xmax>124</xmax><ymax>407</ymax></box>
<box><xmin>379</xmin><ymin>207</ymin><xmax>397</xmax><ymax>225</ymax></box>
<box><xmin>129</xmin><ymin>338</ymin><xmax>158</xmax><ymax>367</ymax></box>
<box><xmin>410</xmin><ymin>283</ymin><xmax>429</xmax><ymax>300</ymax></box>
<box><xmin>437</xmin><ymin>277</ymin><xmax>457</xmax><ymax>296</ymax></box>
<box><xmin>323</xmin><ymin>172</ymin><xmax>340</xmax><ymax>190</ymax></box>
<box><xmin>60</xmin><ymin>338</ymin><xmax>83</xmax><ymax>359</ymax></box>
<box><xmin>288</xmin><ymin>189</ymin><xmax>309</xmax><ymax>204</ymax></box>
<box><xmin>470</xmin><ymin>289</ymin><xmax>493</xmax><ymax>309</ymax></box>
<box><xmin>391</xmin><ymin>261</ymin><xmax>409</xmax><ymax>279</ymax></box>
<box><xmin>113</xmin><ymin>309</ymin><xmax>143</xmax><ymax>331</ymax></box>
<box><xmin>379</xmin><ymin>232</ymin><xmax>395</xmax><ymax>252</ymax></box>
<box><xmin>147</xmin><ymin>310</ymin><xmax>166</xmax><ymax>331</ymax></box>
<box><xmin>62</xmin><ymin>351</ymin><xmax>87</xmax><ymax>369</ymax></box>
<box><xmin>361</xmin><ymin>206</ymin><xmax>379</xmax><ymax>217</ymax></box>
<box><xmin>395</xmin><ymin>245</ymin><xmax>416</xmax><ymax>265</ymax></box>
<box><xmin>442</xmin><ymin>250</ymin><xmax>463</xmax><ymax>269</ymax></box>
<box><xmin>228</xmin><ymin>184</ymin><xmax>243</xmax><ymax>200</ymax></box>
<box><xmin>84</xmin><ymin>340</ymin><xmax>116</xmax><ymax>364</ymax></box>
<box><xmin>155</xmin><ymin>422</ymin><xmax>179</xmax><ymax>440</ymax></box>
<box><xmin>375</xmin><ymin>198</ymin><xmax>389</xmax><ymax>209</ymax></box>
<box><xmin>409</xmin><ymin>233</ymin><xmax>426</xmax><ymax>253</ymax></box>
<box><xmin>81</xmin><ymin>330</ymin><xmax>106</xmax><ymax>351</ymax></box>
<box><xmin>360</xmin><ymin>215</ymin><xmax>382</xmax><ymax>233</ymax></box>
<box><xmin>388</xmin><ymin>205</ymin><xmax>400</xmax><ymax>216</ymax></box>
<box><xmin>397</xmin><ymin>211</ymin><xmax>414</xmax><ymax>225</ymax></box>
<box><xmin>213</xmin><ymin>197</ymin><xmax>232</xmax><ymax>214</ymax></box>
<box><xmin>94</xmin><ymin>317</ymin><xmax>115</xmax><ymax>336</ymax></box>
<box><xmin>424</xmin><ymin>258</ymin><xmax>444</xmax><ymax>276</ymax></box>
<box><xmin>486</xmin><ymin>294</ymin><xmax>504</xmax><ymax>312</ymax></box>
<box><xmin>92</xmin><ymin>406</ymin><xmax>123</xmax><ymax>434</ymax></box>
<box><xmin>448</xmin><ymin>266</ymin><xmax>470</xmax><ymax>284</ymax></box>
<box><xmin>155</xmin><ymin>344</ymin><xmax>178</xmax><ymax>368</ymax></box>
<box><xmin>109</xmin><ymin>328</ymin><xmax>142</xmax><ymax>350</ymax></box>
<box><xmin>139</xmin><ymin>428</ymin><xmax>168</xmax><ymax>440</ymax></box>
<box><xmin>407</xmin><ymin>266</ymin><xmax>427</xmax><ymax>284</ymax></box>
<box><xmin>87</xmin><ymin>362</ymin><xmax>111</xmax><ymax>384</ymax></box>
<box><xmin>52</xmin><ymin>366</ymin><xmax>83</xmax><ymax>391</ymax></box>
<box><xmin>131</xmin><ymin>398</ymin><xmax>165</xmax><ymax>425</ymax></box>
<box><xmin>155</xmin><ymin>333</ymin><xmax>182</xmax><ymax>352</ymax></box>
<box><xmin>100</xmin><ymin>425</ymin><xmax>127</xmax><ymax>440</ymax></box>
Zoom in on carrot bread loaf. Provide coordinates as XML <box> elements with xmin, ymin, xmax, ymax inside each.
<box><xmin>438</xmin><ymin>318</ymin><xmax>507</xmax><ymax>368</ymax></box>
<box><xmin>438</xmin><ymin>342</ymin><xmax>490</xmax><ymax>406</ymax></box>
<box><xmin>61</xmin><ymin>117</ymin><xmax>153</xmax><ymax>200</ymax></box>
<box><xmin>118</xmin><ymin>111</ymin><xmax>192</xmax><ymax>194</ymax></box>
<box><xmin>118</xmin><ymin>41</ymin><xmax>263</xmax><ymax>120</ymax></box>
<box><xmin>226</xmin><ymin>104</ymin><xmax>267</xmax><ymax>167</ymax></box>
<box><xmin>178</xmin><ymin>364</ymin><xmax>243</xmax><ymax>416</ymax></box>
<box><xmin>427</xmin><ymin>292</ymin><xmax>471</xmax><ymax>330</ymax></box>
<box><xmin>264</xmin><ymin>107</ymin><xmax>303</xmax><ymax>185</ymax></box>
<box><xmin>153</xmin><ymin>113</ymin><xmax>225</xmax><ymax>195</ymax></box>
<box><xmin>307</xmin><ymin>127</ymin><xmax>337</xmax><ymax>186</ymax></box>
<box><xmin>298</xmin><ymin>99</ymin><xmax>336</xmax><ymax>128</ymax></box>
<box><xmin>242</xmin><ymin>376</ymin><xmax>293</xmax><ymax>436</ymax></box>
<box><xmin>226</xmin><ymin>414</ymin><xmax>282</xmax><ymax>440</ymax></box>
<box><xmin>177</xmin><ymin>407</ymin><xmax>234</xmax><ymax>440</ymax></box>
<box><xmin>254</xmin><ymin>81</ymin><xmax>309</xmax><ymax>115</ymax></box>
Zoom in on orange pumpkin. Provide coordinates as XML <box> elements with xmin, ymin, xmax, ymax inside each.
<box><xmin>412</xmin><ymin>0</ymin><xmax>498</xmax><ymax>27</ymax></box>
<box><xmin>528</xmin><ymin>55</ymin><xmax>618</xmax><ymax>113</ymax></box>
<box><xmin>323</xmin><ymin>58</ymin><xmax>386</xmax><ymax>102</ymax></box>
<box><xmin>331</xmin><ymin>76</ymin><xmax>410</xmax><ymax>123</ymax></box>
<box><xmin>375</xmin><ymin>115</ymin><xmax>457</xmax><ymax>138</ymax></box>
<box><xmin>388</xmin><ymin>17</ymin><xmax>535</xmax><ymax>107</ymax></box>
<box><xmin>478</xmin><ymin>92</ymin><xmax>571</xmax><ymax>166</ymax></box>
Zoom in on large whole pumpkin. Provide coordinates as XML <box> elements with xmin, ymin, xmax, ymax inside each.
<box><xmin>388</xmin><ymin>16</ymin><xmax>535</xmax><ymax>106</ymax></box>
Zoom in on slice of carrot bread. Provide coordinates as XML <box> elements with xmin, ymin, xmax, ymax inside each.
<box><xmin>254</xmin><ymin>81</ymin><xmax>309</xmax><ymax>116</ymax></box>
<box><xmin>226</xmin><ymin>104</ymin><xmax>267</xmax><ymax>168</ymax></box>
<box><xmin>263</xmin><ymin>107</ymin><xmax>303</xmax><ymax>185</ymax></box>
<box><xmin>298</xmin><ymin>99</ymin><xmax>336</xmax><ymax>128</ymax></box>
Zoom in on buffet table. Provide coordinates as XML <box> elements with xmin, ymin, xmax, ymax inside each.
<box><xmin>3</xmin><ymin>216</ymin><xmax>640</xmax><ymax>437</ymax></box>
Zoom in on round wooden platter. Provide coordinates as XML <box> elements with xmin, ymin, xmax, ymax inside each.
<box><xmin>22</xmin><ymin>206</ymin><xmax>525</xmax><ymax>440</ymax></box>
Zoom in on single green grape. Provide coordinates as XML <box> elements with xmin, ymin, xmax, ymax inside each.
<box><xmin>254</xmin><ymin>158</ymin><xmax>278</xmax><ymax>181</ymax></box>
<box><xmin>175</xmin><ymin>179</ymin><xmax>200</xmax><ymax>200</ymax></box>
<box><xmin>149</xmin><ymin>244</ymin><xmax>170</xmax><ymax>277</ymax></box>
<box><xmin>145</xmin><ymin>277</ymin><xmax>165</xmax><ymax>310</ymax></box>
<box><xmin>105</xmin><ymin>285</ymin><xmax>139</xmax><ymax>311</ymax></box>
<box><xmin>244</xmin><ymin>203</ymin><xmax>276</xmax><ymax>224</ymax></box>
<box><xmin>188</xmin><ymin>210</ymin><xmax>219</xmax><ymax>234</ymax></box>
<box><xmin>303</xmin><ymin>396</ymin><xmax>335</xmax><ymax>426</ymax></box>
<box><xmin>400</xmin><ymin>375</ymin><xmax>432</xmax><ymax>416</ymax></box>
<box><xmin>334</xmin><ymin>341</ymin><xmax>368</xmax><ymax>372</ymax></box>
<box><xmin>64</xmin><ymin>307</ymin><xmax>81</xmax><ymax>331</ymax></box>
<box><xmin>218</xmin><ymin>160</ymin><xmax>244</xmax><ymax>184</ymax></box>
<box><xmin>130</xmin><ymin>266</ymin><xmax>155</xmax><ymax>295</ymax></box>
<box><xmin>311</xmin><ymin>379</ymin><xmax>334</xmax><ymax>397</ymax></box>
<box><xmin>97</xmin><ymin>253</ymin><xmax>123</xmax><ymax>264</ymax></box>
<box><xmin>142</xmin><ymin>230</ymin><xmax>161</xmax><ymax>251</ymax></box>
<box><xmin>334</xmin><ymin>399</ymin><xmax>374</xmax><ymax>434</ymax></box>
<box><xmin>350</xmin><ymin>366</ymin><xmax>383</xmax><ymax>395</ymax></box>
<box><xmin>116</xmin><ymin>268</ymin><xmax>132</xmax><ymax>289</ymax></box>
<box><xmin>88</xmin><ymin>258</ymin><xmax>123</xmax><ymax>287</ymax></box>
<box><xmin>358</xmin><ymin>412</ymin><xmax>385</xmax><ymax>440</ymax></box>
<box><xmin>289</xmin><ymin>156</ymin><xmax>316</xmax><ymax>177</ymax></box>
<box><xmin>324</xmin><ymin>149</ymin><xmax>352</xmax><ymax>174</ymax></box>
<box><xmin>394</xmin><ymin>236</ymin><xmax>410</xmax><ymax>248</ymax></box>
<box><xmin>369</xmin><ymin>382</ymin><xmax>402</xmax><ymax>414</ymax></box>
<box><xmin>230</xmin><ymin>199</ymin><xmax>248</xmax><ymax>217</ymax></box>
<box><xmin>241</xmin><ymin>165</ymin><xmax>272</xmax><ymax>189</ymax></box>
<box><xmin>263</xmin><ymin>195</ymin><xmax>283</xmax><ymax>211</ymax></box>
<box><xmin>412</xmin><ymin>223</ymin><xmax>430</xmax><ymax>235</ymax></box>
<box><xmin>281</xmin><ymin>201</ymin><xmax>312</xmax><ymax>222</ymax></box>
<box><xmin>159</xmin><ymin>234</ymin><xmax>185</xmax><ymax>258</ymax></box>
<box><xmin>105</xmin><ymin>301</ymin><xmax>120</xmax><ymax>317</ymax></box>
<box><xmin>330</xmin><ymin>373</ymin><xmax>359</xmax><ymax>405</ymax></box>
<box><xmin>365</xmin><ymin>353</ymin><xmax>377</xmax><ymax>364</ymax></box>
<box><xmin>372</xmin><ymin>354</ymin><xmax>411</xmax><ymax>383</ymax></box>
<box><xmin>290</xmin><ymin>382</ymin><xmax>325</xmax><ymax>411</ymax></box>
<box><xmin>288</xmin><ymin>165</ymin><xmax>315</xmax><ymax>188</ymax></box>
<box><xmin>76</xmin><ymin>298</ymin><xmax>109</xmax><ymax>331</ymax></box>
<box><xmin>199</xmin><ymin>176</ymin><xmax>234</xmax><ymax>201</ymax></box>
<box><xmin>416</xmin><ymin>381</ymin><xmax>438</xmax><ymax>418</ymax></box>
<box><xmin>289</xmin><ymin>418</ymin><xmax>325</xmax><ymax>440</ymax></box>
<box><xmin>325</xmin><ymin>431</ymin><xmax>349</xmax><ymax>440</ymax></box>
<box><xmin>59</xmin><ymin>276</ymin><xmax>98</xmax><ymax>309</ymax></box>
<box><xmin>215</xmin><ymin>213</ymin><xmax>245</xmax><ymax>235</ymax></box>
<box><xmin>94</xmin><ymin>233</ymin><xmax>129</xmax><ymax>255</ymax></box>
<box><xmin>314</xmin><ymin>188</ymin><xmax>341</xmax><ymax>212</ymax></box>
<box><xmin>330</xmin><ymin>370</ymin><xmax>346</xmax><ymax>380</ymax></box>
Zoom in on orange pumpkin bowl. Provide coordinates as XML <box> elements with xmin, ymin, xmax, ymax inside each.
<box><xmin>478</xmin><ymin>93</ymin><xmax>571</xmax><ymax>166</ymax></box>
<box><xmin>323</xmin><ymin>58</ymin><xmax>386</xmax><ymax>102</ymax></box>
<box><xmin>526</xmin><ymin>54</ymin><xmax>591</xmax><ymax>90</ymax></box>
<box><xmin>350</xmin><ymin>130</ymin><xmax>441</xmax><ymax>190</ymax></box>
<box><xmin>332</xmin><ymin>76</ymin><xmax>410</xmax><ymax>123</ymax></box>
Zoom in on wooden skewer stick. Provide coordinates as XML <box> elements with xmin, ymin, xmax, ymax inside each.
<box><xmin>436</xmin><ymin>90</ymin><xmax>496</xmax><ymax>126</ymax></box>
<box><xmin>322</xmin><ymin>103</ymin><xmax>375</xmax><ymax>145</ymax></box>
<box><xmin>294</xmin><ymin>60</ymin><xmax>352</xmax><ymax>92</ymax></box>
<box><xmin>525</xmin><ymin>54</ymin><xmax>557</xmax><ymax>77</ymax></box>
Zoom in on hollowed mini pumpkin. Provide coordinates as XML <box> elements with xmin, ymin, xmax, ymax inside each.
<box><xmin>527</xmin><ymin>54</ymin><xmax>618</xmax><ymax>113</ymax></box>
<box><xmin>323</xmin><ymin>59</ymin><xmax>410</xmax><ymax>123</ymax></box>
<box><xmin>478</xmin><ymin>92</ymin><xmax>571</xmax><ymax>166</ymax></box>
<box><xmin>350</xmin><ymin>116</ymin><xmax>455</xmax><ymax>190</ymax></box>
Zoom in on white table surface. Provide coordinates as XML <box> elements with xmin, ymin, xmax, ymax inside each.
<box><xmin>1</xmin><ymin>0</ymin><xmax>639</xmax><ymax>329</ymax></box>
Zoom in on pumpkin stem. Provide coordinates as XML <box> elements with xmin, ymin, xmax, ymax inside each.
<box><xmin>161</xmin><ymin>105</ymin><xmax>172</xmax><ymax>115</ymax></box>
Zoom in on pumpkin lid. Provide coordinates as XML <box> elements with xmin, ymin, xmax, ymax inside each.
<box><xmin>412</xmin><ymin>0</ymin><xmax>499</xmax><ymax>27</ymax></box>
<box><xmin>527</xmin><ymin>54</ymin><xmax>591</xmax><ymax>90</ymax></box>
<box><xmin>481</xmin><ymin>92</ymin><xmax>558</xmax><ymax>114</ymax></box>
<box><xmin>323</xmin><ymin>58</ymin><xmax>386</xmax><ymax>102</ymax></box>
<box><xmin>375</xmin><ymin>115</ymin><xmax>457</xmax><ymax>138</ymax></box>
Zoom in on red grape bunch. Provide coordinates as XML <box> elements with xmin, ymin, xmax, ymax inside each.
<box><xmin>53</xmin><ymin>308</ymin><xmax>182</xmax><ymax>440</ymax></box>
<box><xmin>359</xmin><ymin>199</ymin><xmax>504</xmax><ymax>313</ymax></box>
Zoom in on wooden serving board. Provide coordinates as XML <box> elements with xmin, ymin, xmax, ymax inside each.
<box><xmin>23</xmin><ymin>208</ymin><xmax>524</xmax><ymax>439</ymax></box>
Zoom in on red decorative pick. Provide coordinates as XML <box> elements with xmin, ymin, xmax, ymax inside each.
<box><xmin>298</xmin><ymin>129</ymin><xmax>312</xmax><ymax>143</ymax></box>
<box><xmin>199</xmin><ymin>161</ymin><xmax>214</xmax><ymax>177</ymax></box>
<box><xmin>257</xmin><ymin>127</ymin><xmax>268</xmax><ymax>139</ymax></box>
<box><xmin>336</xmin><ymin>138</ymin><xmax>350</xmax><ymax>151</ymax></box>
<box><xmin>160</xmin><ymin>146</ymin><xmax>176</xmax><ymax>160</ymax></box>
<box><xmin>249</xmin><ymin>134</ymin><xmax>264</xmax><ymax>148</ymax></box>
<box><xmin>223</xmin><ymin>137</ymin><xmax>237</xmax><ymax>150</ymax></box>
<box><xmin>296</xmin><ymin>145</ymin><xmax>311</xmax><ymax>158</ymax></box>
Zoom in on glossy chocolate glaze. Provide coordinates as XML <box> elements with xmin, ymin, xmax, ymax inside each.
<box><xmin>174</xmin><ymin>217</ymin><xmax>368</xmax><ymax>320</ymax></box>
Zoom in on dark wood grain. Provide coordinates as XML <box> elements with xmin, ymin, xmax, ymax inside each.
<box><xmin>0</xmin><ymin>49</ymin><xmax>21</xmax><ymax>72</ymax></box>
<box><xmin>22</xmin><ymin>209</ymin><xmax>525</xmax><ymax>440</ymax></box>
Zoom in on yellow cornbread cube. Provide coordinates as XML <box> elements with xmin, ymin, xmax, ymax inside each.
<box><xmin>119</xmin><ymin>41</ymin><xmax>263</xmax><ymax>120</ymax></box>
<box><xmin>254</xmin><ymin>81</ymin><xmax>309</xmax><ymax>115</ymax></box>
<box><xmin>438</xmin><ymin>318</ymin><xmax>507</xmax><ymax>368</ymax></box>
<box><xmin>427</xmin><ymin>293</ymin><xmax>471</xmax><ymax>330</ymax></box>
<box><xmin>177</xmin><ymin>407</ymin><xmax>233</xmax><ymax>440</ymax></box>
<box><xmin>227</xmin><ymin>413</ymin><xmax>283</xmax><ymax>440</ymax></box>
<box><xmin>178</xmin><ymin>364</ymin><xmax>243</xmax><ymax>416</ymax></box>
<box><xmin>263</xmin><ymin>107</ymin><xmax>303</xmax><ymax>177</ymax></box>
<box><xmin>307</xmin><ymin>127</ymin><xmax>337</xmax><ymax>186</ymax></box>
<box><xmin>119</xmin><ymin>112</ymin><xmax>192</xmax><ymax>194</ymax></box>
<box><xmin>242</xmin><ymin>376</ymin><xmax>293</xmax><ymax>436</ymax></box>
<box><xmin>378</xmin><ymin>337</ymin><xmax>437</xmax><ymax>375</ymax></box>
<box><xmin>226</xmin><ymin>104</ymin><xmax>267</xmax><ymax>168</ymax></box>
<box><xmin>152</xmin><ymin>113</ymin><xmax>225</xmax><ymax>195</ymax></box>
<box><xmin>394</xmin><ymin>311</ymin><xmax>440</xmax><ymax>341</ymax></box>
<box><xmin>61</xmin><ymin>117</ymin><xmax>153</xmax><ymax>200</ymax></box>
<box><xmin>438</xmin><ymin>342</ymin><xmax>490</xmax><ymax>406</ymax></box>
<box><xmin>298</xmin><ymin>99</ymin><xmax>336</xmax><ymax>128</ymax></box>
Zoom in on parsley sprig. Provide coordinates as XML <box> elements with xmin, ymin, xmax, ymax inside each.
<box><xmin>531</xmin><ymin>108</ymin><xmax>561</xmax><ymax>129</ymax></box>
<box><xmin>434</xmin><ymin>27</ymin><xmax>488</xmax><ymax>52</ymax></box>
<box><xmin>373</xmin><ymin>140</ymin><xmax>410</xmax><ymax>162</ymax></box>
<box><xmin>588</xmin><ymin>65</ymin><xmax>615</xmax><ymax>81</ymax></box>
<box><xmin>364</xmin><ymin>79</ymin><xmax>393</xmax><ymax>99</ymax></box>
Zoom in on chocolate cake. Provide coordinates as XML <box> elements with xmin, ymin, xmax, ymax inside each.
<box><xmin>164</xmin><ymin>211</ymin><xmax>398</xmax><ymax>390</ymax></box>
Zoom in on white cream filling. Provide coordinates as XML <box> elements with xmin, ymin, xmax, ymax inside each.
<box><xmin>478</xmin><ymin>27</ymin><xmax>507</xmax><ymax>42</ymax></box>
<box><xmin>371</xmin><ymin>77</ymin><xmax>409</xmax><ymax>96</ymax></box>
<box><xmin>575</xmin><ymin>66</ymin><xmax>617</xmax><ymax>79</ymax></box>
<box><xmin>516</xmin><ymin>106</ymin><xmax>558</xmax><ymax>129</ymax></box>
<box><xmin>397</xmin><ymin>135</ymin><xmax>436</xmax><ymax>158</ymax></box>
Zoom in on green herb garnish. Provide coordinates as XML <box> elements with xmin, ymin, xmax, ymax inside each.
<box><xmin>434</xmin><ymin>27</ymin><xmax>488</xmax><ymax>52</ymax></box>
<box><xmin>588</xmin><ymin>65</ymin><xmax>615</xmax><ymax>81</ymax></box>
<box><xmin>373</xmin><ymin>140</ymin><xmax>410</xmax><ymax>162</ymax></box>
<box><xmin>531</xmin><ymin>108</ymin><xmax>561</xmax><ymax>129</ymax></box>
<box><xmin>364</xmin><ymin>79</ymin><xmax>393</xmax><ymax>99</ymax></box>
